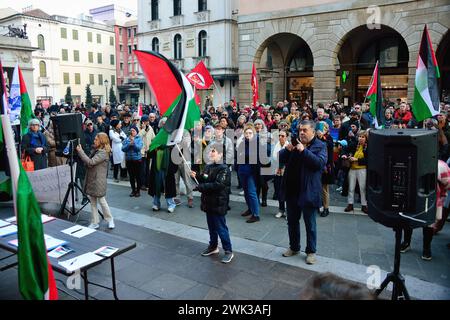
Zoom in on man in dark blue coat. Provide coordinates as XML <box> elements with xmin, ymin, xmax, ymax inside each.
<box><xmin>279</xmin><ymin>120</ymin><xmax>327</xmax><ymax>265</ymax></box>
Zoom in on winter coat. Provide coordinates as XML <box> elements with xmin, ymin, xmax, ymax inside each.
<box><xmin>197</xmin><ymin>163</ymin><xmax>231</xmax><ymax>215</ymax></box>
<box><xmin>139</xmin><ymin>125</ymin><xmax>155</xmax><ymax>157</ymax></box>
<box><xmin>122</xmin><ymin>135</ymin><xmax>144</xmax><ymax>161</ymax></box>
<box><xmin>21</xmin><ymin>131</ymin><xmax>48</xmax><ymax>170</ymax></box>
<box><xmin>109</xmin><ymin>129</ymin><xmax>126</xmax><ymax>164</ymax></box>
<box><xmin>279</xmin><ymin>137</ymin><xmax>327</xmax><ymax>208</ymax></box>
<box><xmin>77</xmin><ymin>148</ymin><xmax>109</xmax><ymax>198</ymax></box>
<box><xmin>148</xmin><ymin>146</ymin><xmax>177</xmax><ymax>198</ymax></box>
<box><xmin>319</xmin><ymin>134</ymin><xmax>335</xmax><ymax>185</ymax></box>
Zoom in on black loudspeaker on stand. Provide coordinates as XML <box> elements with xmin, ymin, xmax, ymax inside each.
<box><xmin>51</xmin><ymin>114</ymin><xmax>103</xmax><ymax>220</ymax></box>
<box><xmin>367</xmin><ymin>129</ymin><xmax>438</xmax><ymax>300</ymax></box>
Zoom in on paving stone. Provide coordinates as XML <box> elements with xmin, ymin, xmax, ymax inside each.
<box><xmin>138</xmin><ymin>273</ymin><xmax>198</xmax><ymax>299</ymax></box>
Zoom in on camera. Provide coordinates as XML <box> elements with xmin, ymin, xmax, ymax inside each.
<box><xmin>291</xmin><ymin>134</ymin><xmax>299</xmax><ymax>146</ymax></box>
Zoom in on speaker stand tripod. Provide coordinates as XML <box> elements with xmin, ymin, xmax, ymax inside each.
<box><xmin>375</xmin><ymin>226</ymin><xmax>410</xmax><ymax>300</ymax></box>
<box><xmin>59</xmin><ymin>140</ymin><xmax>104</xmax><ymax>220</ymax></box>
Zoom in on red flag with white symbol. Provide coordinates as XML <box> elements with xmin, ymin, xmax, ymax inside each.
<box><xmin>187</xmin><ymin>61</ymin><xmax>214</xmax><ymax>90</ymax></box>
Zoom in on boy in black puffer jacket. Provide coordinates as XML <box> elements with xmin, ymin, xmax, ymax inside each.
<box><xmin>190</xmin><ymin>143</ymin><xmax>233</xmax><ymax>264</ymax></box>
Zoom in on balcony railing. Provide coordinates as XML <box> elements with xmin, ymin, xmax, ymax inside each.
<box><xmin>192</xmin><ymin>56</ymin><xmax>210</xmax><ymax>68</ymax></box>
<box><xmin>38</xmin><ymin>77</ymin><xmax>49</xmax><ymax>86</ymax></box>
<box><xmin>148</xmin><ymin>19</ymin><xmax>160</xmax><ymax>31</ymax></box>
<box><xmin>194</xmin><ymin>10</ymin><xmax>210</xmax><ymax>23</ymax></box>
<box><xmin>170</xmin><ymin>59</ymin><xmax>184</xmax><ymax>71</ymax></box>
<box><xmin>170</xmin><ymin>15</ymin><xmax>183</xmax><ymax>26</ymax></box>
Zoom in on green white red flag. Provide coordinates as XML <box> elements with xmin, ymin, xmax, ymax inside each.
<box><xmin>366</xmin><ymin>61</ymin><xmax>384</xmax><ymax>128</ymax></box>
<box><xmin>134</xmin><ymin>50</ymin><xmax>201</xmax><ymax>152</ymax></box>
<box><xmin>412</xmin><ymin>25</ymin><xmax>441</xmax><ymax>122</ymax></box>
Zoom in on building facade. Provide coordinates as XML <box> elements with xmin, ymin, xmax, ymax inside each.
<box><xmin>0</xmin><ymin>34</ymin><xmax>35</xmax><ymax>103</ymax></box>
<box><xmin>0</xmin><ymin>8</ymin><xmax>117</xmax><ymax>106</ymax></box>
<box><xmin>90</xmin><ymin>5</ymin><xmax>140</xmax><ymax>105</ymax></box>
<box><xmin>237</xmin><ymin>0</ymin><xmax>450</xmax><ymax>107</ymax></box>
<box><xmin>138</xmin><ymin>0</ymin><xmax>239</xmax><ymax>106</ymax></box>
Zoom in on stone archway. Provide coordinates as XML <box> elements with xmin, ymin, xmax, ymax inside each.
<box><xmin>334</xmin><ymin>24</ymin><xmax>409</xmax><ymax>106</ymax></box>
<box><xmin>251</xmin><ymin>33</ymin><xmax>314</xmax><ymax>106</ymax></box>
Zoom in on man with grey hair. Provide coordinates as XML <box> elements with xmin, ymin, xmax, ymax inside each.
<box><xmin>279</xmin><ymin>120</ymin><xmax>327</xmax><ymax>265</ymax></box>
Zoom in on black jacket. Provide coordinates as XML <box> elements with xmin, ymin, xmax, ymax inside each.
<box><xmin>197</xmin><ymin>163</ymin><xmax>231</xmax><ymax>215</ymax></box>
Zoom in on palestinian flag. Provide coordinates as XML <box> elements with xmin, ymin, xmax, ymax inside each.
<box><xmin>18</xmin><ymin>66</ymin><xmax>34</xmax><ymax>136</ymax></box>
<box><xmin>0</xmin><ymin>60</ymin><xmax>12</xmax><ymax>200</ymax></box>
<box><xmin>16</xmin><ymin>164</ymin><xmax>58</xmax><ymax>300</ymax></box>
<box><xmin>412</xmin><ymin>25</ymin><xmax>441</xmax><ymax>122</ymax></box>
<box><xmin>1</xmin><ymin>107</ymin><xmax>58</xmax><ymax>300</ymax></box>
<box><xmin>0</xmin><ymin>59</ymin><xmax>7</xmax><ymax>146</ymax></box>
<box><xmin>134</xmin><ymin>50</ymin><xmax>201</xmax><ymax>151</ymax></box>
<box><xmin>366</xmin><ymin>61</ymin><xmax>384</xmax><ymax>128</ymax></box>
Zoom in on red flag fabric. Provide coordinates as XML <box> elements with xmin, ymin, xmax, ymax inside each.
<box><xmin>187</xmin><ymin>61</ymin><xmax>214</xmax><ymax>90</ymax></box>
<box><xmin>251</xmin><ymin>63</ymin><xmax>259</xmax><ymax>108</ymax></box>
<box><xmin>134</xmin><ymin>50</ymin><xmax>183</xmax><ymax>116</ymax></box>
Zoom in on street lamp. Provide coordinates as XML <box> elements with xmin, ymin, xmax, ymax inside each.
<box><xmin>104</xmin><ymin>79</ymin><xmax>109</xmax><ymax>104</ymax></box>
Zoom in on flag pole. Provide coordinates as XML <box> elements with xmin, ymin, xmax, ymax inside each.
<box><xmin>1</xmin><ymin>115</ymin><xmax>20</xmax><ymax>218</ymax></box>
<box><xmin>212</xmin><ymin>81</ymin><xmax>224</xmax><ymax>106</ymax></box>
<box><xmin>363</xmin><ymin>61</ymin><xmax>378</xmax><ymax>108</ymax></box>
<box><xmin>175</xmin><ymin>144</ymin><xmax>199</xmax><ymax>185</ymax></box>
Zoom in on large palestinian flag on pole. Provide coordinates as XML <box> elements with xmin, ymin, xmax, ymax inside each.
<box><xmin>366</xmin><ymin>61</ymin><xmax>384</xmax><ymax>128</ymax></box>
<box><xmin>134</xmin><ymin>50</ymin><xmax>201</xmax><ymax>152</ymax></box>
<box><xmin>412</xmin><ymin>25</ymin><xmax>441</xmax><ymax>122</ymax></box>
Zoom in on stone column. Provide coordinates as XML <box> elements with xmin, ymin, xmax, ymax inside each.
<box><xmin>313</xmin><ymin>66</ymin><xmax>337</xmax><ymax>106</ymax></box>
<box><xmin>407</xmin><ymin>55</ymin><xmax>417</xmax><ymax>104</ymax></box>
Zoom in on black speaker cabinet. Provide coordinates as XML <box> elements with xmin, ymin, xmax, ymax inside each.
<box><xmin>367</xmin><ymin>129</ymin><xmax>438</xmax><ymax>228</ymax></box>
<box><xmin>51</xmin><ymin>113</ymin><xmax>85</xmax><ymax>157</ymax></box>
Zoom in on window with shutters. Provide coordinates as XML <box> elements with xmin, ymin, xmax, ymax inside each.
<box><xmin>62</xmin><ymin>49</ymin><xmax>68</xmax><ymax>61</ymax></box>
<box><xmin>74</xmin><ymin>50</ymin><xmax>80</xmax><ymax>62</ymax></box>
<box><xmin>72</xmin><ymin>29</ymin><xmax>78</xmax><ymax>40</ymax></box>
<box><xmin>37</xmin><ymin>34</ymin><xmax>45</xmax><ymax>50</ymax></box>
<box><xmin>97</xmin><ymin>53</ymin><xmax>103</xmax><ymax>64</ymax></box>
<box><xmin>88</xmin><ymin>32</ymin><xmax>92</xmax><ymax>42</ymax></box>
<box><xmin>61</xmin><ymin>28</ymin><xmax>67</xmax><ymax>39</ymax></box>
<box><xmin>63</xmin><ymin>73</ymin><xmax>70</xmax><ymax>84</ymax></box>
<box><xmin>98</xmin><ymin>74</ymin><xmax>103</xmax><ymax>86</ymax></box>
<box><xmin>89</xmin><ymin>74</ymin><xmax>94</xmax><ymax>85</ymax></box>
<box><xmin>88</xmin><ymin>52</ymin><xmax>93</xmax><ymax>63</ymax></box>
<box><xmin>110</xmin><ymin>36</ymin><xmax>114</xmax><ymax>46</ymax></box>
<box><xmin>110</xmin><ymin>54</ymin><xmax>115</xmax><ymax>65</ymax></box>
<box><xmin>39</xmin><ymin>61</ymin><xmax>47</xmax><ymax>77</ymax></box>
<box><xmin>75</xmin><ymin>73</ymin><xmax>81</xmax><ymax>84</ymax></box>
<box><xmin>198</xmin><ymin>0</ymin><xmax>207</xmax><ymax>12</ymax></box>
<box><xmin>97</xmin><ymin>34</ymin><xmax>101</xmax><ymax>43</ymax></box>
<box><xmin>111</xmin><ymin>75</ymin><xmax>116</xmax><ymax>86</ymax></box>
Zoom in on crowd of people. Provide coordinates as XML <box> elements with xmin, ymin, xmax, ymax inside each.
<box><xmin>21</xmin><ymin>97</ymin><xmax>450</xmax><ymax>264</ymax></box>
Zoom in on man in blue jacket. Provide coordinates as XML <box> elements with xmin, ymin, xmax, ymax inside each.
<box><xmin>279</xmin><ymin>120</ymin><xmax>327</xmax><ymax>265</ymax></box>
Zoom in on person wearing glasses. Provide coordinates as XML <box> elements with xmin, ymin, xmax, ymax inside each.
<box><xmin>21</xmin><ymin>118</ymin><xmax>48</xmax><ymax>170</ymax></box>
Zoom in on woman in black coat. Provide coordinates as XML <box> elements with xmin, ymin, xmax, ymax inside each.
<box><xmin>21</xmin><ymin>118</ymin><xmax>48</xmax><ymax>170</ymax></box>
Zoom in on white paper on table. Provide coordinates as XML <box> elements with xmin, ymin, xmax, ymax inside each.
<box><xmin>61</xmin><ymin>226</ymin><xmax>96</xmax><ymax>238</ymax></box>
<box><xmin>0</xmin><ymin>225</ymin><xmax>17</xmax><ymax>237</ymax></box>
<box><xmin>0</xmin><ymin>220</ymin><xmax>10</xmax><ymax>228</ymax></box>
<box><xmin>58</xmin><ymin>252</ymin><xmax>103</xmax><ymax>272</ymax></box>
<box><xmin>5</xmin><ymin>214</ymin><xmax>56</xmax><ymax>224</ymax></box>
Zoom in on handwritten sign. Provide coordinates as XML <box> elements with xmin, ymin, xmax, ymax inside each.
<box><xmin>26</xmin><ymin>164</ymin><xmax>76</xmax><ymax>206</ymax></box>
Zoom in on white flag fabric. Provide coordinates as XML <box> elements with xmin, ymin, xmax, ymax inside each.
<box><xmin>8</xmin><ymin>63</ymin><xmax>21</xmax><ymax>125</ymax></box>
